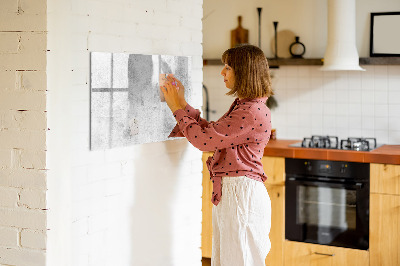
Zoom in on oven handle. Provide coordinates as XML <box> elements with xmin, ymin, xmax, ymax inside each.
<box><xmin>286</xmin><ymin>177</ymin><xmax>364</xmax><ymax>189</ymax></box>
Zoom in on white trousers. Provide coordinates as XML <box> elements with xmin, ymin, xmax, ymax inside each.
<box><xmin>212</xmin><ymin>176</ymin><xmax>271</xmax><ymax>266</ymax></box>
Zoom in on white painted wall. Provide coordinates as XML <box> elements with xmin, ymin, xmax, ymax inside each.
<box><xmin>203</xmin><ymin>0</ymin><xmax>400</xmax><ymax>58</ymax></box>
<box><xmin>0</xmin><ymin>0</ymin><xmax>48</xmax><ymax>265</ymax></box>
<box><xmin>203</xmin><ymin>0</ymin><xmax>400</xmax><ymax>144</ymax></box>
<box><xmin>47</xmin><ymin>0</ymin><xmax>203</xmax><ymax>266</ymax></box>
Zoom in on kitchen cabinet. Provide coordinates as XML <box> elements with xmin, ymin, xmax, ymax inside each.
<box><xmin>370</xmin><ymin>163</ymin><xmax>400</xmax><ymax>266</ymax></box>
<box><xmin>201</xmin><ymin>152</ymin><xmax>213</xmax><ymax>258</ymax></box>
<box><xmin>284</xmin><ymin>241</ymin><xmax>369</xmax><ymax>266</ymax></box>
<box><xmin>201</xmin><ymin>153</ymin><xmax>286</xmax><ymax>266</ymax></box>
<box><xmin>261</xmin><ymin>156</ymin><xmax>285</xmax><ymax>266</ymax></box>
<box><xmin>370</xmin><ymin>163</ymin><xmax>400</xmax><ymax>195</ymax></box>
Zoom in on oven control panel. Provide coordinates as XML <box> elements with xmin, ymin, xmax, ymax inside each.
<box><xmin>286</xmin><ymin>158</ymin><xmax>369</xmax><ymax>180</ymax></box>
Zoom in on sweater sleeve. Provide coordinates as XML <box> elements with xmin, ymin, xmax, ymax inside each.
<box><xmin>172</xmin><ymin>106</ymin><xmax>256</xmax><ymax>152</ymax></box>
<box><xmin>168</xmin><ymin>104</ymin><xmax>210</xmax><ymax>138</ymax></box>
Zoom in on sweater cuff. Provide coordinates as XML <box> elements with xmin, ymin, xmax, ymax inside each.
<box><xmin>168</xmin><ymin>109</ymin><xmax>187</xmax><ymax>138</ymax></box>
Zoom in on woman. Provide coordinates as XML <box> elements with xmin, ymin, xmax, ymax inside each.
<box><xmin>161</xmin><ymin>44</ymin><xmax>273</xmax><ymax>266</ymax></box>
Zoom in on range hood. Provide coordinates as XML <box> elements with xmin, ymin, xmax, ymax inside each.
<box><xmin>320</xmin><ymin>0</ymin><xmax>365</xmax><ymax>71</ymax></box>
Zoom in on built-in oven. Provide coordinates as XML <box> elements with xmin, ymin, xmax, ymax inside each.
<box><xmin>285</xmin><ymin>158</ymin><xmax>370</xmax><ymax>250</ymax></box>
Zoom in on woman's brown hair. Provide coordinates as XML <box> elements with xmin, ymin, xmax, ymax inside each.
<box><xmin>221</xmin><ymin>44</ymin><xmax>273</xmax><ymax>99</ymax></box>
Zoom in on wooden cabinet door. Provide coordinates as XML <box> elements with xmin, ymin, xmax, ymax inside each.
<box><xmin>264</xmin><ymin>184</ymin><xmax>284</xmax><ymax>266</ymax></box>
<box><xmin>284</xmin><ymin>241</ymin><xmax>369</xmax><ymax>266</ymax></box>
<box><xmin>201</xmin><ymin>152</ymin><xmax>213</xmax><ymax>258</ymax></box>
<box><xmin>370</xmin><ymin>163</ymin><xmax>400</xmax><ymax>195</ymax></box>
<box><xmin>370</xmin><ymin>193</ymin><xmax>400</xmax><ymax>266</ymax></box>
<box><xmin>262</xmin><ymin>156</ymin><xmax>285</xmax><ymax>186</ymax></box>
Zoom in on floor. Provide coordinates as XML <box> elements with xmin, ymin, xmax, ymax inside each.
<box><xmin>202</xmin><ymin>257</ymin><xmax>211</xmax><ymax>266</ymax></box>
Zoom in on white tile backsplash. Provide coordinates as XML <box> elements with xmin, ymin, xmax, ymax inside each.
<box><xmin>204</xmin><ymin>65</ymin><xmax>400</xmax><ymax>144</ymax></box>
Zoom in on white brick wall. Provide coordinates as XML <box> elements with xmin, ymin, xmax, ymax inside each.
<box><xmin>47</xmin><ymin>1</ymin><xmax>203</xmax><ymax>266</ymax></box>
<box><xmin>0</xmin><ymin>0</ymin><xmax>48</xmax><ymax>265</ymax></box>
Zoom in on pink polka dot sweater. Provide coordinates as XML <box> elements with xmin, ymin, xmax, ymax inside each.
<box><xmin>168</xmin><ymin>97</ymin><xmax>272</xmax><ymax>206</ymax></box>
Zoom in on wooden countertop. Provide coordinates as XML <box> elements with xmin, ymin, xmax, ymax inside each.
<box><xmin>263</xmin><ymin>139</ymin><xmax>400</xmax><ymax>165</ymax></box>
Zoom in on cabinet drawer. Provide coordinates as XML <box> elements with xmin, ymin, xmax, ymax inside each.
<box><xmin>284</xmin><ymin>241</ymin><xmax>369</xmax><ymax>266</ymax></box>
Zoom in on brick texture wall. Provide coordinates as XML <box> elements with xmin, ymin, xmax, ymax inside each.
<box><xmin>46</xmin><ymin>0</ymin><xmax>203</xmax><ymax>266</ymax></box>
<box><xmin>1</xmin><ymin>0</ymin><xmax>203</xmax><ymax>265</ymax></box>
<box><xmin>0</xmin><ymin>0</ymin><xmax>48</xmax><ymax>265</ymax></box>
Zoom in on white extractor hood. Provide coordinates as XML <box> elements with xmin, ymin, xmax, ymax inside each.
<box><xmin>320</xmin><ymin>0</ymin><xmax>365</xmax><ymax>71</ymax></box>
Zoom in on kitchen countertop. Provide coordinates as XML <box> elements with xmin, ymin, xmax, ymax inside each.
<box><xmin>263</xmin><ymin>139</ymin><xmax>400</xmax><ymax>165</ymax></box>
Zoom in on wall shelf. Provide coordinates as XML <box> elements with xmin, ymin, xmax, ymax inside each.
<box><xmin>203</xmin><ymin>57</ymin><xmax>400</xmax><ymax>67</ymax></box>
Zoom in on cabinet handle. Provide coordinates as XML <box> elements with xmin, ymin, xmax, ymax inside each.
<box><xmin>314</xmin><ymin>252</ymin><xmax>335</xmax><ymax>257</ymax></box>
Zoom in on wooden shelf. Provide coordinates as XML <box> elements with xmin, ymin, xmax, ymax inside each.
<box><xmin>203</xmin><ymin>57</ymin><xmax>400</xmax><ymax>67</ymax></box>
<box><xmin>203</xmin><ymin>58</ymin><xmax>323</xmax><ymax>67</ymax></box>
<box><xmin>359</xmin><ymin>57</ymin><xmax>400</xmax><ymax>65</ymax></box>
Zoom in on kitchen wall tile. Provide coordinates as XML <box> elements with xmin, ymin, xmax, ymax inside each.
<box><xmin>336</xmin><ymin>90</ymin><xmax>349</xmax><ymax>103</ymax></box>
<box><xmin>323</xmin><ymin>103</ymin><xmax>336</xmax><ymax>115</ymax></box>
<box><xmin>375</xmin><ymin>104</ymin><xmax>389</xmax><ymax>117</ymax></box>
<box><xmin>204</xmin><ymin>65</ymin><xmax>399</xmax><ymax>144</ymax></box>
<box><xmin>374</xmin><ymin>130</ymin><xmax>389</xmax><ymax>144</ymax></box>
<box><xmin>388</xmin><ymin>117</ymin><xmax>400</xmax><ymax>131</ymax></box>
<box><xmin>310</xmin><ymin>66</ymin><xmax>323</xmax><ymax>77</ymax></box>
<box><xmin>374</xmin><ymin>90</ymin><xmax>388</xmax><ymax>104</ymax></box>
<box><xmin>311</xmin><ymin>127</ymin><xmax>325</xmax><ymax>136</ymax></box>
<box><xmin>348</xmin><ymin>103</ymin><xmax>362</xmax><ymax>116</ymax></box>
<box><xmin>361</xmin><ymin>129</ymin><xmax>375</xmax><ymax>138</ymax></box>
<box><xmin>374</xmin><ymin>77</ymin><xmax>388</xmax><ymax>91</ymax></box>
<box><xmin>362</xmin><ymin>116</ymin><xmax>375</xmax><ymax>130</ymax></box>
<box><xmin>322</xmin><ymin>70</ymin><xmax>335</xmax><ymax>78</ymax></box>
<box><xmin>298</xmin><ymin>77</ymin><xmax>311</xmax><ymax>89</ymax></box>
<box><xmin>348</xmin><ymin>90</ymin><xmax>362</xmax><ymax>103</ymax></box>
<box><xmin>323</xmin><ymin>115</ymin><xmax>336</xmax><ymax>129</ymax></box>
<box><xmin>336</xmin><ymin>115</ymin><xmax>348</xmax><ymax>128</ymax></box>
<box><xmin>310</xmin><ymin>77</ymin><xmax>324</xmax><ymax>90</ymax></box>
<box><xmin>298</xmin><ymin>102</ymin><xmax>312</xmax><ymax>115</ymax></box>
<box><xmin>349</xmin><ymin>128</ymin><xmax>362</xmax><ymax>137</ymax></box>
<box><xmin>311</xmin><ymin>102</ymin><xmax>324</xmax><ymax>114</ymax></box>
<box><xmin>388</xmin><ymin>75</ymin><xmax>400</xmax><ymax>91</ymax></box>
<box><xmin>285</xmin><ymin>66</ymin><xmax>298</xmax><ymax>77</ymax></box>
<box><xmin>388</xmin><ymin>91</ymin><xmax>400</xmax><ymax>104</ymax></box>
<box><xmin>299</xmin><ymin>90</ymin><xmax>314</xmax><ymax>104</ymax></box>
<box><xmin>323</xmin><ymin>87</ymin><xmax>336</xmax><ymax>103</ymax></box>
<box><xmin>336</xmin><ymin>103</ymin><xmax>349</xmax><ymax>116</ymax></box>
<box><xmin>388</xmin><ymin>131</ymin><xmax>400</xmax><ymax>143</ymax></box>
<box><xmin>374</xmin><ymin>117</ymin><xmax>389</xmax><ymax>130</ymax></box>
<box><xmin>374</xmin><ymin>65</ymin><xmax>388</xmax><ymax>77</ymax></box>
<box><xmin>361</xmin><ymin>104</ymin><xmax>375</xmax><ymax>117</ymax></box>
<box><xmin>349</xmin><ymin>116</ymin><xmax>362</xmax><ymax>129</ymax></box>
<box><xmin>273</xmin><ymin>67</ymin><xmax>286</xmax><ymax>78</ymax></box>
<box><xmin>388</xmin><ymin>104</ymin><xmax>400</xmax><ymax>117</ymax></box>
<box><xmin>387</xmin><ymin>65</ymin><xmax>400</xmax><ymax>76</ymax></box>
<box><xmin>311</xmin><ymin>114</ymin><xmax>324</xmax><ymax>128</ymax></box>
<box><xmin>361</xmin><ymin>74</ymin><xmax>374</xmax><ymax>91</ymax></box>
<box><xmin>361</xmin><ymin>90</ymin><xmax>374</xmax><ymax>103</ymax></box>
<box><xmin>286</xmin><ymin>77</ymin><xmax>299</xmax><ymax>89</ymax></box>
<box><xmin>287</xmin><ymin>113</ymin><xmax>300</xmax><ymax>127</ymax></box>
<box><xmin>336</xmin><ymin>128</ymin><xmax>349</xmax><ymax>140</ymax></box>
<box><xmin>335</xmin><ymin>72</ymin><xmax>349</xmax><ymax>90</ymax></box>
<box><xmin>348</xmin><ymin>71</ymin><xmax>362</xmax><ymax>90</ymax></box>
<box><xmin>311</xmin><ymin>86</ymin><xmax>323</xmax><ymax>101</ymax></box>
<box><xmin>298</xmin><ymin>67</ymin><xmax>311</xmax><ymax>78</ymax></box>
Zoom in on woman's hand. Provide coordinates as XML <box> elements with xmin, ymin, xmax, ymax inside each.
<box><xmin>172</xmin><ymin>76</ymin><xmax>187</xmax><ymax>108</ymax></box>
<box><xmin>161</xmin><ymin>76</ymin><xmax>184</xmax><ymax>113</ymax></box>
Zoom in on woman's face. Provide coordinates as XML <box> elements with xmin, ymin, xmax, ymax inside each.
<box><xmin>220</xmin><ymin>64</ymin><xmax>235</xmax><ymax>89</ymax></box>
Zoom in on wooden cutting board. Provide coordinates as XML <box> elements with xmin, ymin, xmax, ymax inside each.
<box><xmin>231</xmin><ymin>16</ymin><xmax>249</xmax><ymax>48</ymax></box>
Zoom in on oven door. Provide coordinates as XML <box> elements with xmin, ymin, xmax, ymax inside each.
<box><xmin>285</xmin><ymin>177</ymin><xmax>369</xmax><ymax>250</ymax></box>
